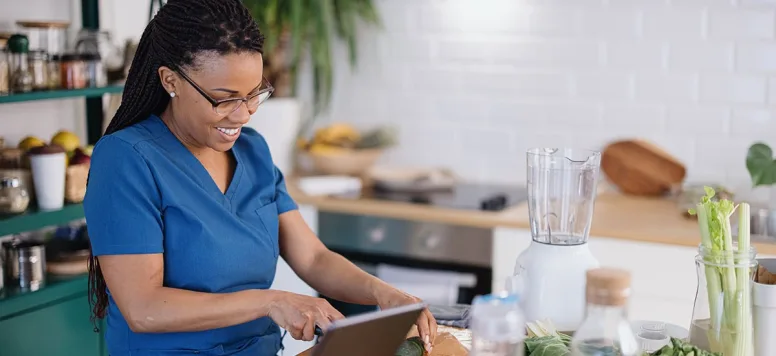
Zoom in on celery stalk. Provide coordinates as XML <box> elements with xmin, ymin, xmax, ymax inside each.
<box><xmin>689</xmin><ymin>187</ymin><xmax>753</xmax><ymax>356</ymax></box>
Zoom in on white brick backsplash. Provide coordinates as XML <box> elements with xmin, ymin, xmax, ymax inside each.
<box><xmin>699</xmin><ymin>75</ymin><xmax>767</xmax><ymax>104</ymax></box>
<box><xmin>666</xmin><ymin>106</ymin><xmax>730</xmax><ymax>135</ymax></box>
<box><xmin>419</xmin><ymin>0</ymin><xmax>529</xmax><ymax>34</ymax></box>
<box><xmin>573</xmin><ymin>72</ymin><xmax>631</xmax><ymax>100</ymax></box>
<box><xmin>437</xmin><ymin>39</ymin><xmax>602</xmax><ymax>68</ymax></box>
<box><xmin>641</xmin><ymin>7</ymin><xmax>705</xmax><ymax>40</ymax></box>
<box><xmin>633</xmin><ymin>74</ymin><xmax>698</xmax><ymax>103</ymax></box>
<box><xmin>601</xmin><ymin>104</ymin><xmax>665</xmax><ymax>133</ymax></box>
<box><xmin>769</xmin><ymin>77</ymin><xmax>776</xmax><ymax>103</ymax></box>
<box><xmin>737</xmin><ymin>43</ymin><xmax>776</xmax><ymax>73</ymax></box>
<box><xmin>578</xmin><ymin>8</ymin><xmax>641</xmax><ymax>39</ymax></box>
<box><xmin>488</xmin><ymin>102</ymin><xmax>601</xmax><ymax>130</ymax></box>
<box><xmin>606</xmin><ymin>41</ymin><xmax>666</xmax><ymax>69</ymax></box>
<box><xmin>668</xmin><ymin>42</ymin><xmax>734</xmax><ymax>71</ymax></box>
<box><xmin>527</xmin><ymin>6</ymin><xmax>580</xmax><ymax>36</ymax></box>
<box><xmin>462</xmin><ymin>71</ymin><xmax>572</xmax><ymax>98</ymax></box>
<box><xmin>707</xmin><ymin>9</ymin><xmax>775</xmax><ymax>40</ymax></box>
<box><xmin>730</xmin><ymin>109</ymin><xmax>774</xmax><ymax>139</ymax></box>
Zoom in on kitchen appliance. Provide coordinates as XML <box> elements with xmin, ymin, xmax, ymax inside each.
<box><xmin>317</xmin><ymin>182</ymin><xmax>527</xmax><ymax>317</ymax></box>
<box><xmin>508</xmin><ymin>148</ymin><xmax>602</xmax><ymax>333</ymax></box>
<box><xmin>3</xmin><ymin>237</ymin><xmax>47</xmax><ymax>291</ymax></box>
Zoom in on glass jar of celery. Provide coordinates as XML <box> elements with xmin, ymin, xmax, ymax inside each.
<box><xmin>688</xmin><ymin>187</ymin><xmax>758</xmax><ymax>356</ymax></box>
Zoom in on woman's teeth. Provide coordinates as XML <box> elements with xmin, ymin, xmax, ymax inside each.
<box><xmin>217</xmin><ymin>127</ymin><xmax>240</xmax><ymax>136</ymax></box>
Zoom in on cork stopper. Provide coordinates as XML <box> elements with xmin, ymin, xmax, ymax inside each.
<box><xmin>585</xmin><ymin>267</ymin><xmax>632</xmax><ymax>306</ymax></box>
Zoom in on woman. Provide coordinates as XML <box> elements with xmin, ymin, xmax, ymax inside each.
<box><xmin>83</xmin><ymin>0</ymin><xmax>437</xmax><ymax>355</ymax></box>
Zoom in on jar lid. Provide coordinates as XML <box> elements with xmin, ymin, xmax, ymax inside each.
<box><xmin>60</xmin><ymin>52</ymin><xmax>83</xmax><ymax>61</ymax></box>
<box><xmin>585</xmin><ymin>267</ymin><xmax>632</xmax><ymax>306</ymax></box>
<box><xmin>80</xmin><ymin>52</ymin><xmax>102</xmax><ymax>61</ymax></box>
<box><xmin>631</xmin><ymin>320</ymin><xmax>689</xmax><ymax>353</ymax></box>
<box><xmin>1</xmin><ymin>177</ymin><xmax>20</xmax><ymax>188</ymax></box>
<box><xmin>7</xmin><ymin>34</ymin><xmax>29</xmax><ymax>54</ymax></box>
<box><xmin>28</xmin><ymin>49</ymin><xmax>47</xmax><ymax>59</ymax></box>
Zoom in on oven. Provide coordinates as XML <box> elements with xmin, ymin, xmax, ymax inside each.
<box><xmin>317</xmin><ymin>211</ymin><xmax>494</xmax><ymax>316</ymax></box>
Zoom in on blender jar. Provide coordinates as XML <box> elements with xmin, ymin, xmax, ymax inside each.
<box><xmin>527</xmin><ymin>148</ymin><xmax>602</xmax><ymax>245</ymax></box>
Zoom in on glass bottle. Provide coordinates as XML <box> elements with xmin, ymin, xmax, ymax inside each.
<box><xmin>7</xmin><ymin>34</ymin><xmax>33</xmax><ymax>93</ymax></box>
<box><xmin>571</xmin><ymin>268</ymin><xmax>640</xmax><ymax>356</ymax></box>
<box><xmin>0</xmin><ymin>48</ymin><xmax>9</xmax><ymax>95</ymax></box>
<box><xmin>689</xmin><ymin>243</ymin><xmax>757</xmax><ymax>356</ymax></box>
<box><xmin>469</xmin><ymin>293</ymin><xmax>524</xmax><ymax>356</ymax></box>
<box><xmin>28</xmin><ymin>49</ymin><xmax>48</xmax><ymax>91</ymax></box>
<box><xmin>0</xmin><ymin>177</ymin><xmax>30</xmax><ymax>214</ymax></box>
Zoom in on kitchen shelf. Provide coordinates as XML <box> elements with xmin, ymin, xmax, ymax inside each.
<box><xmin>0</xmin><ymin>86</ymin><xmax>123</xmax><ymax>105</ymax></box>
<box><xmin>0</xmin><ymin>204</ymin><xmax>84</xmax><ymax>237</ymax></box>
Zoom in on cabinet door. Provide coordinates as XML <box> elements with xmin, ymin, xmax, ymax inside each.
<box><xmin>0</xmin><ymin>294</ymin><xmax>101</xmax><ymax>356</ymax></box>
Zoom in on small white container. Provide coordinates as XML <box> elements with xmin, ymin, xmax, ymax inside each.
<box><xmin>29</xmin><ymin>151</ymin><xmax>66</xmax><ymax>211</ymax></box>
<box><xmin>754</xmin><ymin>258</ymin><xmax>776</xmax><ymax>356</ymax></box>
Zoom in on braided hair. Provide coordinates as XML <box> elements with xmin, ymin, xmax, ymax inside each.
<box><xmin>88</xmin><ymin>0</ymin><xmax>265</xmax><ymax>327</ymax></box>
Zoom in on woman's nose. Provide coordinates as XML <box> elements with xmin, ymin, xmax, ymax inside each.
<box><xmin>228</xmin><ymin>101</ymin><xmax>252</xmax><ymax>125</ymax></box>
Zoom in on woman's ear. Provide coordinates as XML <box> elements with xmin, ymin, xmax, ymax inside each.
<box><xmin>158</xmin><ymin>66</ymin><xmax>178</xmax><ymax>96</ymax></box>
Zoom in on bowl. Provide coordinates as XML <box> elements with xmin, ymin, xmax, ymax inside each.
<box><xmin>302</xmin><ymin>148</ymin><xmax>383</xmax><ymax>176</ymax></box>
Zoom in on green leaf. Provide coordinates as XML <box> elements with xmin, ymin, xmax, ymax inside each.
<box><xmin>747</xmin><ymin>142</ymin><xmax>776</xmax><ymax>187</ymax></box>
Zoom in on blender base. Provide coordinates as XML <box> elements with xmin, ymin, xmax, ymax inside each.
<box><xmin>510</xmin><ymin>239</ymin><xmax>599</xmax><ymax>333</ymax></box>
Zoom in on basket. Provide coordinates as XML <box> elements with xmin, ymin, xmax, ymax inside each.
<box><xmin>303</xmin><ymin>149</ymin><xmax>383</xmax><ymax>176</ymax></box>
<box><xmin>65</xmin><ymin>163</ymin><xmax>89</xmax><ymax>203</ymax></box>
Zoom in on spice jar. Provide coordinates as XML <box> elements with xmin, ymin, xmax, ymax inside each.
<box><xmin>7</xmin><ymin>34</ymin><xmax>33</xmax><ymax>93</ymax></box>
<box><xmin>82</xmin><ymin>52</ymin><xmax>106</xmax><ymax>87</ymax></box>
<box><xmin>28</xmin><ymin>50</ymin><xmax>48</xmax><ymax>91</ymax></box>
<box><xmin>60</xmin><ymin>53</ymin><xmax>86</xmax><ymax>89</ymax></box>
<box><xmin>0</xmin><ymin>48</ymin><xmax>9</xmax><ymax>95</ymax></box>
<box><xmin>47</xmin><ymin>54</ymin><xmax>60</xmax><ymax>89</ymax></box>
<box><xmin>0</xmin><ymin>177</ymin><xmax>30</xmax><ymax>214</ymax></box>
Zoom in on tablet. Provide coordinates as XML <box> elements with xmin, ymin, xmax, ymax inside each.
<box><xmin>312</xmin><ymin>303</ymin><xmax>425</xmax><ymax>356</ymax></box>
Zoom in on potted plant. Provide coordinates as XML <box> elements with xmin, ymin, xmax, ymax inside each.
<box><xmin>747</xmin><ymin>142</ymin><xmax>776</xmax><ymax>208</ymax></box>
<box><xmin>241</xmin><ymin>0</ymin><xmax>381</xmax><ymax>174</ymax></box>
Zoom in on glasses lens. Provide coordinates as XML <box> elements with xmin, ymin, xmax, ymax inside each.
<box><xmin>215</xmin><ymin>100</ymin><xmax>242</xmax><ymax>115</ymax></box>
<box><xmin>248</xmin><ymin>91</ymin><xmax>272</xmax><ymax>109</ymax></box>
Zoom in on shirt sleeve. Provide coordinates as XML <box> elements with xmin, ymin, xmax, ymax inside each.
<box><xmin>84</xmin><ymin>135</ymin><xmax>164</xmax><ymax>256</ymax></box>
<box><xmin>273</xmin><ymin>165</ymin><xmax>298</xmax><ymax>214</ymax></box>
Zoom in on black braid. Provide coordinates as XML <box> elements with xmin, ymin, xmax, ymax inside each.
<box><xmin>88</xmin><ymin>0</ymin><xmax>265</xmax><ymax>328</ymax></box>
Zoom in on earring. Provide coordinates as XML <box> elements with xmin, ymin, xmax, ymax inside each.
<box><xmin>169</xmin><ymin>92</ymin><xmax>176</xmax><ymax>98</ymax></box>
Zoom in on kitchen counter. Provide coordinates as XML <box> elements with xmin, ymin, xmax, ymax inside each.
<box><xmin>287</xmin><ymin>181</ymin><xmax>776</xmax><ymax>255</ymax></box>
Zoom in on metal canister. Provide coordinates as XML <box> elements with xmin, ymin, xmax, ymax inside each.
<box><xmin>3</xmin><ymin>238</ymin><xmax>46</xmax><ymax>290</ymax></box>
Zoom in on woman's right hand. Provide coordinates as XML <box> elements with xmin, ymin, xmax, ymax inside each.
<box><xmin>267</xmin><ymin>291</ymin><xmax>345</xmax><ymax>341</ymax></box>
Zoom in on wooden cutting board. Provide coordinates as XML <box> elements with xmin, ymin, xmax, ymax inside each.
<box><xmin>601</xmin><ymin>139</ymin><xmax>686</xmax><ymax>196</ymax></box>
<box><xmin>297</xmin><ymin>326</ymin><xmax>469</xmax><ymax>356</ymax></box>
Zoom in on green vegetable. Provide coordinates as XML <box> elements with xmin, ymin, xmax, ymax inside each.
<box><xmin>395</xmin><ymin>336</ymin><xmax>425</xmax><ymax>356</ymax></box>
<box><xmin>525</xmin><ymin>320</ymin><xmax>571</xmax><ymax>356</ymax></box>
<box><xmin>746</xmin><ymin>142</ymin><xmax>776</xmax><ymax>187</ymax></box>
<box><xmin>649</xmin><ymin>337</ymin><xmax>722</xmax><ymax>356</ymax></box>
<box><xmin>688</xmin><ymin>187</ymin><xmax>754</xmax><ymax>356</ymax></box>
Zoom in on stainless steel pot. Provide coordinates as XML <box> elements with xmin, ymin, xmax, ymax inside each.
<box><xmin>3</xmin><ymin>238</ymin><xmax>46</xmax><ymax>290</ymax></box>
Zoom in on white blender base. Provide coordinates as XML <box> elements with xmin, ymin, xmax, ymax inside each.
<box><xmin>510</xmin><ymin>240</ymin><xmax>599</xmax><ymax>333</ymax></box>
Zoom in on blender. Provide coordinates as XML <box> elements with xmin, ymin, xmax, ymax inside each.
<box><xmin>508</xmin><ymin>148</ymin><xmax>602</xmax><ymax>333</ymax></box>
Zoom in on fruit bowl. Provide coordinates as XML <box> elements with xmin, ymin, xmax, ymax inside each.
<box><xmin>301</xmin><ymin>148</ymin><xmax>384</xmax><ymax>176</ymax></box>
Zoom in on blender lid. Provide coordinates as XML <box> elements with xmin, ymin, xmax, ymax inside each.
<box><xmin>631</xmin><ymin>320</ymin><xmax>689</xmax><ymax>353</ymax></box>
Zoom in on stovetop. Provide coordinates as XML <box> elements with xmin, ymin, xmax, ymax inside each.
<box><xmin>368</xmin><ymin>183</ymin><xmax>528</xmax><ymax>212</ymax></box>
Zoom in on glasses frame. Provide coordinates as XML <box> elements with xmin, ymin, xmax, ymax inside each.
<box><xmin>175</xmin><ymin>69</ymin><xmax>275</xmax><ymax>116</ymax></box>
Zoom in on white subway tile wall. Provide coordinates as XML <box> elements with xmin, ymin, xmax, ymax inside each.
<box><xmin>309</xmin><ymin>0</ymin><xmax>776</xmax><ymax>201</ymax></box>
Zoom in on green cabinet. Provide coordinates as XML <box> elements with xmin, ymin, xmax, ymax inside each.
<box><xmin>0</xmin><ymin>275</ymin><xmax>106</xmax><ymax>356</ymax></box>
<box><xmin>0</xmin><ymin>294</ymin><xmax>103</xmax><ymax>356</ymax></box>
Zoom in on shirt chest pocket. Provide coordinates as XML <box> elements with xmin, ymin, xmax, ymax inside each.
<box><xmin>241</xmin><ymin>201</ymin><xmax>280</xmax><ymax>259</ymax></box>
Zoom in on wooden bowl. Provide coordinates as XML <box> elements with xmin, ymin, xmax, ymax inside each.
<box><xmin>303</xmin><ymin>148</ymin><xmax>383</xmax><ymax>176</ymax></box>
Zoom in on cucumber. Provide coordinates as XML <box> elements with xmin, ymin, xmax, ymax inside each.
<box><xmin>395</xmin><ymin>336</ymin><xmax>425</xmax><ymax>356</ymax></box>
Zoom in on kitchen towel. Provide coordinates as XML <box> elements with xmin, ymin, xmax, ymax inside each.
<box><xmin>428</xmin><ymin>304</ymin><xmax>472</xmax><ymax>329</ymax></box>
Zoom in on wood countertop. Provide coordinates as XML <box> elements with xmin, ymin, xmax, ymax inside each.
<box><xmin>287</xmin><ymin>181</ymin><xmax>776</xmax><ymax>255</ymax></box>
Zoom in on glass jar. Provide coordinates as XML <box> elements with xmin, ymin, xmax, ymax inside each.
<box><xmin>81</xmin><ymin>52</ymin><xmax>106</xmax><ymax>87</ymax></box>
<box><xmin>0</xmin><ymin>48</ymin><xmax>9</xmax><ymax>95</ymax></box>
<box><xmin>0</xmin><ymin>177</ymin><xmax>30</xmax><ymax>214</ymax></box>
<box><xmin>689</xmin><ymin>243</ymin><xmax>758</xmax><ymax>356</ymax></box>
<box><xmin>47</xmin><ymin>54</ymin><xmax>60</xmax><ymax>89</ymax></box>
<box><xmin>571</xmin><ymin>268</ymin><xmax>641</xmax><ymax>356</ymax></box>
<box><xmin>28</xmin><ymin>49</ymin><xmax>48</xmax><ymax>91</ymax></box>
<box><xmin>7</xmin><ymin>34</ymin><xmax>33</xmax><ymax>93</ymax></box>
<box><xmin>15</xmin><ymin>21</ymin><xmax>69</xmax><ymax>56</ymax></box>
<box><xmin>60</xmin><ymin>53</ymin><xmax>87</xmax><ymax>89</ymax></box>
<box><xmin>469</xmin><ymin>293</ymin><xmax>524</xmax><ymax>356</ymax></box>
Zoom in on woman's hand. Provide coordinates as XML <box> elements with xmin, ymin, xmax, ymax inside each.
<box><xmin>267</xmin><ymin>291</ymin><xmax>345</xmax><ymax>341</ymax></box>
<box><xmin>376</xmin><ymin>287</ymin><xmax>438</xmax><ymax>353</ymax></box>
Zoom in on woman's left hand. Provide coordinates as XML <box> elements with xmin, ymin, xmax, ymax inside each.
<box><xmin>376</xmin><ymin>287</ymin><xmax>438</xmax><ymax>353</ymax></box>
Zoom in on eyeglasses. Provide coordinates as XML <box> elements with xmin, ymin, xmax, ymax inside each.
<box><xmin>176</xmin><ymin>70</ymin><xmax>274</xmax><ymax>116</ymax></box>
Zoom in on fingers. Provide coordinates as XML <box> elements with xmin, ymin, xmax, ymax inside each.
<box><xmin>301</xmin><ymin>312</ymin><xmax>316</xmax><ymax>341</ymax></box>
<box><xmin>425</xmin><ymin>308</ymin><xmax>438</xmax><ymax>343</ymax></box>
<box><xmin>416</xmin><ymin>313</ymin><xmax>432</xmax><ymax>353</ymax></box>
<box><xmin>323</xmin><ymin>301</ymin><xmax>345</xmax><ymax>321</ymax></box>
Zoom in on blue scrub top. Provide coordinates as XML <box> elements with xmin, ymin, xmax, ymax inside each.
<box><xmin>84</xmin><ymin>115</ymin><xmax>298</xmax><ymax>356</ymax></box>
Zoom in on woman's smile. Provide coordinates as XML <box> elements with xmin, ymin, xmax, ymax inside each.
<box><xmin>215</xmin><ymin>126</ymin><xmax>241</xmax><ymax>141</ymax></box>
